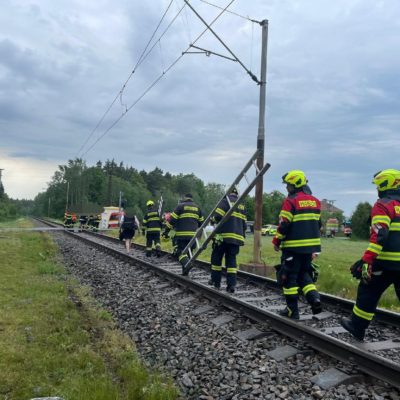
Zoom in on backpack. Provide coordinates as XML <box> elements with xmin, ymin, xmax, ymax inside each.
<box><xmin>123</xmin><ymin>216</ymin><xmax>138</xmax><ymax>230</ymax></box>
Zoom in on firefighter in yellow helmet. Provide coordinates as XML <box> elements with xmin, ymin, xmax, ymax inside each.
<box><xmin>272</xmin><ymin>170</ymin><xmax>322</xmax><ymax>319</ymax></box>
<box><xmin>142</xmin><ymin>200</ymin><xmax>162</xmax><ymax>257</ymax></box>
<box><xmin>341</xmin><ymin>169</ymin><xmax>400</xmax><ymax>340</ymax></box>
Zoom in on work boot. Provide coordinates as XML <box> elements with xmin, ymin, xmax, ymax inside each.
<box><xmin>208</xmin><ymin>279</ymin><xmax>220</xmax><ymax>289</ymax></box>
<box><xmin>226</xmin><ymin>286</ymin><xmax>235</xmax><ymax>294</ymax></box>
<box><xmin>340</xmin><ymin>317</ymin><xmax>365</xmax><ymax>341</ymax></box>
<box><xmin>279</xmin><ymin>307</ymin><xmax>300</xmax><ymax>320</ymax></box>
<box><xmin>311</xmin><ymin>301</ymin><xmax>322</xmax><ymax>315</ymax></box>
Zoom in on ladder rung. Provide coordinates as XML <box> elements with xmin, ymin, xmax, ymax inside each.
<box><xmin>243</xmin><ymin>172</ymin><xmax>250</xmax><ymax>185</ymax></box>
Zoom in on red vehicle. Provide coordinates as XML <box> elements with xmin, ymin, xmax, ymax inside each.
<box><xmin>344</xmin><ymin>226</ymin><xmax>352</xmax><ymax>238</ymax></box>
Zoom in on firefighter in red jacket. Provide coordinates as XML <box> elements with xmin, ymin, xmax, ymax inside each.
<box><xmin>341</xmin><ymin>169</ymin><xmax>400</xmax><ymax>340</ymax></box>
<box><xmin>272</xmin><ymin>170</ymin><xmax>322</xmax><ymax>319</ymax></box>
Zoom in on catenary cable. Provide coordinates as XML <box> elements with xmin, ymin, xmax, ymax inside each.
<box><xmin>79</xmin><ymin>0</ymin><xmax>236</xmax><ymax>158</ymax></box>
<box><xmin>199</xmin><ymin>0</ymin><xmax>259</xmax><ymax>23</ymax></box>
<box><xmin>75</xmin><ymin>0</ymin><xmax>176</xmax><ymax>158</ymax></box>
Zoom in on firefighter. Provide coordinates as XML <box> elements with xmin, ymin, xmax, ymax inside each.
<box><xmin>63</xmin><ymin>212</ymin><xmax>73</xmax><ymax>229</ymax></box>
<box><xmin>79</xmin><ymin>214</ymin><xmax>88</xmax><ymax>231</ymax></box>
<box><xmin>93</xmin><ymin>214</ymin><xmax>101</xmax><ymax>232</ymax></box>
<box><xmin>209</xmin><ymin>187</ymin><xmax>246</xmax><ymax>293</ymax></box>
<box><xmin>341</xmin><ymin>169</ymin><xmax>400</xmax><ymax>340</ymax></box>
<box><xmin>272</xmin><ymin>170</ymin><xmax>322</xmax><ymax>319</ymax></box>
<box><xmin>163</xmin><ymin>193</ymin><xmax>204</xmax><ymax>267</ymax></box>
<box><xmin>143</xmin><ymin>200</ymin><xmax>162</xmax><ymax>257</ymax></box>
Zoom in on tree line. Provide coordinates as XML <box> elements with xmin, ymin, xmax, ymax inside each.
<box><xmin>0</xmin><ymin>159</ymin><xmax>372</xmax><ymax>239</ymax></box>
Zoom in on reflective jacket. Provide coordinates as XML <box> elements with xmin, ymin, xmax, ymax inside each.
<box><xmin>143</xmin><ymin>206</ymin><xmax>162</xmax><ymax>234</ymax></box>
<box><xmin>363</xmin><ymin>194</ymin><xmax>400</xmax><ymax>270</ymax></box>
<box><xmin>273</xmin><ymin>190</ymin><xmax>321</xmax><ymax>253</ymax></box>
<box><xmin>214</xmin><ymin>193</ymin><xmax>246</xmax><ymax>246</ymax></box>
<box><xmin>166</xmin><ymin>199</ymin><xmax>204</xmax><ymax>239</ymax></box>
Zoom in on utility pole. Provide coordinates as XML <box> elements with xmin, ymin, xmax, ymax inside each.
<box><xmin>253</xmin><ymin>20</ymin><xmax>268</xmax><ymax>264</ymax></box>
<box><xmin>65</xmin><ymin>181</ymin><xmax>70</xmax><ymax>213</ymax></box>
<box><xmin>48</xmin><ymin>197</ymin><xmax>51</xmax><ymax>218</ymax></box>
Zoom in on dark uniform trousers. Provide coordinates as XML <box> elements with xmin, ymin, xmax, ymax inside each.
<box><xmin>146</xmin><ymin>232</ymin><xmax>161</xmax><ymax>256</ymax></box>
<box><xmin>352</xmin><ymin>269</ymin><xmax>400</xmax><ymax>330</ymax></box>
<box><xmin>176</xmin><ymin>239</ymin><xmax>196</xmax><ymax>266</ymax></box>
<box><xmin>211</xmin><ymin>242</ymin><xmax>239</xmax><ymax>289</ymax></box>
<box><xmin>282</xmin><ymin>251</ymin><xmax>320</xmax><ymax>315</ymax></box>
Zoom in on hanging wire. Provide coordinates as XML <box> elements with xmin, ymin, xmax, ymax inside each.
<box><xmin>75</xmin><ymin>0</ymin><xmax>176</xmax><ymax>158</ymax></box>
<box><xmin>80</xmin><ymin>0</ymin><xmax>236</xmax><ymax>158</ymax></box>
<box><xmin>176</xmin><ymin>0</ymin><xmax>191</xmax><ymax>43</ymax></box>
<box><xmin>136</xmin><ymin>3</ymin><xmax>187</xmax><ymax>70</ymax></box>
<box><xmin>183</xmin><ymin>0</ymin><xmax>193</xmax><ymax>41</ymax></box>
<box><xmin>199</xmin><ymin>0</ymin><xmax>259</xmax><ymax>23</ymax></box>
<box><xmin>158</xmin><ymin>40</ymin><xmax>165</xmax><ymax>73</ymax></box>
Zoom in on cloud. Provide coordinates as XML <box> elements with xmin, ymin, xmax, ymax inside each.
<box><xmin>0</xmin><ymin>0</ymin><xmax>399</xmax><ymax>217</ymax></box>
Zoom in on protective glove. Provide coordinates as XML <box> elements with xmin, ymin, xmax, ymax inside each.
<box><xmin>212</xmin><ymin>234</ymin><xmax>223</xmax><ymax>249</ymax></box>
<box><xmin>350</xmin><ymin>259</ymin><xmax>363</xmax><ymax>279</ymax></box>
<box><xmin>310</xmin><ymin>261</ymin><xmax>320</xmax><ymax>283</ymax></box>
<box><xmin>361</xmin><ymin>262</ymin><xmax>372</xmax><ymax>283</ymax></box>
<box><xmin>161</xmin><ymin>230</ymin><xmax>170</xmax><ymax>239</ymax></box>
<box><xmin>215</xmin><ymin>234</ymin><xmax>223</xmax><ymax>244</ymax></box>
<box><xmin>272</xmin><ymin>236</ymin><xmax>281</xmax><ymax>252</ymax></box>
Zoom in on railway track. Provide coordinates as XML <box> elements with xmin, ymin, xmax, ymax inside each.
<box><xmin>35</xmin><ymin>218</ymin><xmax>400</xmax><ymax>396</ymax></box>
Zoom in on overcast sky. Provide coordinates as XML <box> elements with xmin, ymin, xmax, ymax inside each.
<box><xmin>1</xmin><ymin>0</ymin><xmax>399</xmax><ymax>216</ymax></box>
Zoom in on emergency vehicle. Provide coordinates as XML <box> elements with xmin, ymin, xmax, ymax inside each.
<box><xmin>99</xmin><ymin>207</ymin><xmax>124</xmax><ymax>230</ymax></box>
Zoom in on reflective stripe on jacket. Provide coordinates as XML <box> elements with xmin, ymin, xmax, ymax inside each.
<box><xmin>166</xmin><ymin>199</ymin><xmax>204</xmax><ymax>239</ymax></box>
<box><xmin>143</xmin><ymin>207</ymin><xmax>162</xmax><ymax>233</ymax></box>
<box><xmin>214</xmin><ymin>193</ymin><xmax>246</xmax><ymax>246</ymax></box>
<box><xmin>363</xmin><ymin>197</ymin><xmax>400</xmax><ymax>269</ymax></box>
<box><xmin>276</xmin><ymin>191</ymin><xmax>321</xmax><ymax>253</ymax></box>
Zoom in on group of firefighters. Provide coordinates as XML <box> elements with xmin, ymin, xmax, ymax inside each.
<box><xmin>63</xmin><ymin>212</ymin><xmax>101</xmax><ymax>231</ymax></box>
<box><xmin>66</xmin><ymin>168</ymin><xmax>400</xmax><ymax>342</ymax></box>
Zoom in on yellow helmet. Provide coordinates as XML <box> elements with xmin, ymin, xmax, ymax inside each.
<box><xmin>282</xmin><ymin>170</ymin><xmax>307</xmax><ymax>188</ymax></box>
<box><xmin>146</xmin><ymin>200</ymin><xmax>154</xmax><ymax>207</ymax></box>
<box><xmin>372</xmin><ymin>169</ymin><xmax>400</xmax><ymax>191</ymax></box>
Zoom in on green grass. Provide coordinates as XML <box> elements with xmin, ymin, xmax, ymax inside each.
<box><xmin>0</xmin><ymin>220</ymin><xmax>179</xmax><ymax>400</ymax></box>
<box><xmin>120</xmin><ymin>230</ymin><xmax>399</xmax><ymax>311</ymax></box>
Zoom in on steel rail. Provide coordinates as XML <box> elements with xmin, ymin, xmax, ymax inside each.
<box><xmin>36</xmin><ymin>217</ymin><xmax>400</xmax><ymax>328</ymax></box>
<box><xmin>54</xmin><ymin>225</ymin><xmax>400</xmax><ymax>390</ymax></box>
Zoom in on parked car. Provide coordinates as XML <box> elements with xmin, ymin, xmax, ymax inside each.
<box><xmin>261</xmin><ymin>224</ymin><xmax>278</xmax><ymax>236</ymax></box>
<box><xmin>343</xmin><ymin>227</ymin><xmax>352</xmax><ymax>238</ymax></box>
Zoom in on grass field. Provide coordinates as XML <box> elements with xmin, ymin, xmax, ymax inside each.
<box><xmin>128</xmin><ymin>231</ymin><xmax>399</xmax><ymax>311</ymax></box>
<box><xmin>0</xmin><ymin>219</ymin><xmax>178</xmax><ymax>400</ymax></box>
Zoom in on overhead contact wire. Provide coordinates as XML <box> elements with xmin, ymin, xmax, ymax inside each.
<box><xmin>199</xmin><ymin>0</ymin><xmax>259</xmax><ymax>23</ymax></box>
<box><xmin>80</xmin><ymin>0</ymin><xmax>235</xmax><ymax>157</ymax></box>
<box><xmin>76</xmin><ymin>0</ymin><xmax>176</xmax><ymax>158</ymax></box>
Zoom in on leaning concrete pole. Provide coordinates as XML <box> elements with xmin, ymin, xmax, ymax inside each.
<box><xmin>253</xmin><ymin>20</ymin><xmax>268</xmax><ymax>264</ymax></box>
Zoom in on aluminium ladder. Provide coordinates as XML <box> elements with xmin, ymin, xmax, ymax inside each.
<box><xmin>181</xmin><ymin>150</ymin><xmax>271</xmax><ymax>275</ymax></box>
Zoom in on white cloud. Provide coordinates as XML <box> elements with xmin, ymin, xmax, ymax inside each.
<box><xmin>0</xmin><ymin>0</ymin><xmax>399</xmax><ymax>217</ymax></box>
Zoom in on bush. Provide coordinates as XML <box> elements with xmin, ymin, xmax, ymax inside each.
<box><xmin>351</xmin><ymin>202</ymin><xmax>372</xmax><ymax>239</ymax></box>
